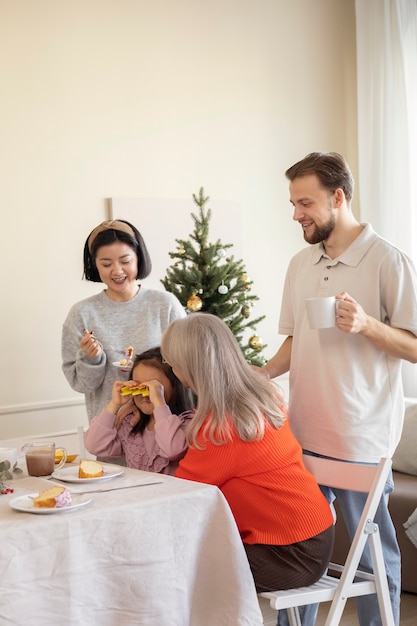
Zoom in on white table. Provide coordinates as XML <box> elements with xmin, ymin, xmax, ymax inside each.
<box><xmin>0</xmin><ymin>464</ymin><xmax>263</xmax><ymax>626</ymax></box>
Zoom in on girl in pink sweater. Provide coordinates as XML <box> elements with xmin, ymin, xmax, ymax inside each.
<box><xmin>161</xmin><ymin>314</ymin><xmax>334</xmax><ymax>592</ymax></box>
<box><xmin>84</xmin><ymin>347</ymin><xmax>195</xmax><ymax>475</ymax></box>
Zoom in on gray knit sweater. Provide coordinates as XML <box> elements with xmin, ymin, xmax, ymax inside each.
<box><xmin>61</xmin><ymin>286</ymin><xmax>185</xmax><ymax>421</ymax></box>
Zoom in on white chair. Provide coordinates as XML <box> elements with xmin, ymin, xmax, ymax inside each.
<box><xmin>259</xmin><ymin>455</ymin><xmax>395</xmax><ymax>626</ymax></box>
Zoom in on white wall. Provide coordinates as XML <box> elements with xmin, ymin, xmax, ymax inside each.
<box><xmin>0</xmin><ymin>0</ymin><xmax>357</xmax><ymax>438</ymax></box>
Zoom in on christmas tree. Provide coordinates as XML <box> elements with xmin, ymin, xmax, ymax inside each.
<box><xmin>161</xmin><ymin>188</ymin><xmax>267</xmax><ymax>366</ymax></box>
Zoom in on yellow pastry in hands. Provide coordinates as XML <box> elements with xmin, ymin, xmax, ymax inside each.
<box><xmin>120</xmin><ymin>385</ymin><xmax>150</xmax><ymax>397</ymax></box>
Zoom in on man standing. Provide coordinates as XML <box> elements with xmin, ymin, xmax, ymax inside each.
<box><xmin>262</xmin><ymin>152</ymin><xmax>417</xmax><ymax>626</ymax></box>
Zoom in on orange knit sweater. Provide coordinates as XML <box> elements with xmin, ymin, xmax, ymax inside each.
<box><xmin>176</xmin><ymin>415</ymin><xmax>334</xmax><ymax>545</ymax></box>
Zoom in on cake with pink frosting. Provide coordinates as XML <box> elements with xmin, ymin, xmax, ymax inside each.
<box><xmin>33</xmin><ymin>486</ymin><xmax>72</xmax><ymax>508</ymax></box>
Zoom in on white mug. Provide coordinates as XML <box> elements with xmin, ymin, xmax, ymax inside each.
<box><xmin>305</xmin><ymin>296</ymin><xmax>336</xmax><ymax>329</ymax></box>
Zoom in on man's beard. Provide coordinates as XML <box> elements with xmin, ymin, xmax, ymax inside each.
<box><xmin>304</xmin><ymin>213</ymin><xmax>335</xmax><ymax>245</ymax></box>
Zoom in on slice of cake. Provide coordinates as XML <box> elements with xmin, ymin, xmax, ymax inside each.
<box><xmin>33</xmin><ymin>486</ymin><xmax>72</xmax><ymax>508</ymax></box>
<box><xmin>119</xmin><ymin>346</ymin><xmax>134</xmax><ymax>367</ymax></box>
<box><xmin>78</xmin><ymin>459</ymin><xmax>103</xmax><ymax>479</ymax></box>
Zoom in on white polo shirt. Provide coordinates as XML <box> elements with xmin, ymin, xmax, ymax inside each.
<box><xmin>279</xmin><ymin>224</ymin><xmax>417</xmax><ymax>462</ymax></box>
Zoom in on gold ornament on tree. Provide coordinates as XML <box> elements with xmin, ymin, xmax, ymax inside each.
<box><xmin>249</xmin><ymin>335</ymin><xmax>263</xmax><ymax>350</ymax></box>
<box><xmin>187</xmin><ymin>294</ymin><xmax>203</xmax><ymax>312</ymax></box>
<box><xmin>241</xmin><ymin>305</ymin><xmax>251</xmax><ymax>318</ymax></box>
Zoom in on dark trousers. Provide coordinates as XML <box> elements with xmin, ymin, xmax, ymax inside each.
<box><xmin>244</xmin><ymin>524</ymin><xmax>335</xmax><ymax>592</ymax></box>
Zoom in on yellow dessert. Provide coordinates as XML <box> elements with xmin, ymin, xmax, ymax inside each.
<box><xmin>121</xmin><ymin>385</ymin><xmax>150</xmax><ymax>397</ymax></box>
<box><xmin>33</xmin><ymin>486</ymin><xmax>72</xmax><ymax>508</ymax></box>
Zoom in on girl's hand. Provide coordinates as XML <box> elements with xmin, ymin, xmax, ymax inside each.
<box><xmin>113</xmin><ymin>379</ymin><xmax>167</xmax><ymax>428</ymax></box>
<box><xmin>139</xmin><ymin>378</ymin><xmax>167</xmax><ymax>409</ymax></box>
<box><xmin>105</xmin><ymin>380</ymin><xmax>132</xmax><ymax>416</ymax></box>
<box><xmin>80</xmin><ymin>329</ymin><xmax>102</xmax><ymax>358</ymax></box>
<box><xmin>113</xmin><ymin>380</ymin><xmax>145</xmax><ymax>428</ymax></box>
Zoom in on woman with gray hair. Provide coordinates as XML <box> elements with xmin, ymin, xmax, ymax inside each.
<box><xmin>161</xmin><ymin>313</ymin><xmax>334</xmax><ymax>593</ymax></box>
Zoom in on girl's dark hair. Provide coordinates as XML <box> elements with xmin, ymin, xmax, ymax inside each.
<box><xmin>129</xmin><ymin>347</ymin><xmax>195</xmax><ymax>435</ymax></box>
<box><xmin>83</xmin><ymin>219</ymin><xmax>152</xmax><ymax>282</ymax></box>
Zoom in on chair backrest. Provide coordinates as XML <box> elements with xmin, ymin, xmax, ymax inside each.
<box><xmin>302</xmin><ymin>454</ymin><xmax>390</xmax><ymax>492</ymax></box>
<box><xmin>304</xmin><ymin>455</ymin><xmax>392</xmax><ymax>606</ymax></box>
<box><xmin>304</xmin><ymin>455</ymin><xmax>393</xmax><ymax>624</ymax></box>
<box><xmin>302</xmin><ymin>454</ymin><xmax>392</xmax><ymax>531</ymax></box>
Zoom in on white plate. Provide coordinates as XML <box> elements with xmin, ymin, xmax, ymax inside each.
<box><xmin>51</xmin><ymin>464</ymin><xmax>124</xmax><ymax>483</ymax></box>
<box><xmin>9</xmin><ymin>493</ymin><xmax>92</xmax><ymax>514</ymax></box>
<box><xmin>112</xmin><ymin>361</ymin><xmax>133</xmax><ymax>371</ymax></box>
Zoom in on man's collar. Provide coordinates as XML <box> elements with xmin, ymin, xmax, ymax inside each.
<box><xmin>311</xmin><ymin>224</ymin><xmax>377</xmax><ymax>266</ymax></box>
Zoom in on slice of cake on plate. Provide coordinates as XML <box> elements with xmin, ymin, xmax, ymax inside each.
<box><xmin>33</xmin><ymin>486</ymin><xmax>72</xmax><ymax>508</ymax></box>
<box><xmin>78</xmin><ymin>459</ymin><xmax>103</xmax><ymax>479</ymax></box>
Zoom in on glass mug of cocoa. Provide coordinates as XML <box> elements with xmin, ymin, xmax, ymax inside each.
<box><xmin>22</xmin><ymin>442</ymin><xmax>67</xmax><ymax>476</ymax></box>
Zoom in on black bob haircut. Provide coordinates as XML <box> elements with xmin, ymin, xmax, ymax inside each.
<box><xmin>83</xmin><ymin>219</ymin><xmax>152</xmax><ymax>282</ymax></box>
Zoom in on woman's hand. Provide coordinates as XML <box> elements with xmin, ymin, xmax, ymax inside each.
<box><xmin>80</xmin><ymin>329</ymin><xmax>102</xmax><ymax>358</ymax></box>
<box><xmin>114</xmin><ymin>397</ymin><xmax>139</xmax><ymax>429</ymax></box>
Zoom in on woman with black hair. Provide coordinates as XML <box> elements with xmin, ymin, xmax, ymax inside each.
<box><xmin>62</xmin><ymin>220</ymin><xmax>185</xmax><ymax>423</ymax></box>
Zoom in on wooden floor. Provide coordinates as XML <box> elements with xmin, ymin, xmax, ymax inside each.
<box><xmin>259</xmin><ymin>592</ymin><xmax>417</xmax><ymax>625</ymax></box>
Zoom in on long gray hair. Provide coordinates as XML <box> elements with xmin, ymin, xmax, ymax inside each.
<box><xmin>161</xmin><ymin>313</ymin><xmax>286</xmax><ymax>448</ymax></box>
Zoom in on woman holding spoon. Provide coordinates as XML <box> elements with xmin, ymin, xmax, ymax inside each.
<box><xmin>61</xmin><ymin>220</ymin><xmax>185</xmax><ymax>425</ymax></box>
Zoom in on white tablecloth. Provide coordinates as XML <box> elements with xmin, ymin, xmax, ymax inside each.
<box><xmin>0</xmin><ymin>465</ymin><xmax>263</xmax><ymax>626</ymax></box>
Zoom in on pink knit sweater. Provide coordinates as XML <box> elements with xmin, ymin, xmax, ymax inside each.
<box><xmin>85</xmin><ymin>405</ymin><xmax>194</xmax><ymax>475</ymax></box>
